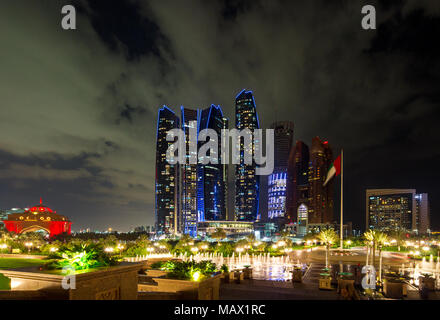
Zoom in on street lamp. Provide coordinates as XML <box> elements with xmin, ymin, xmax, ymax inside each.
<box><xmin>147</xmin><ymin>247</ymin><xmax>154</xmax><ymax>254</ymax></box>
<box><xmin>24</xmin><ymin>242</ymin><xmax>33</xmax><ymax>253</ymax></box>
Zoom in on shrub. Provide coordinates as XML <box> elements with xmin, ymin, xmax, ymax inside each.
<box><xmin>45</xmin><ymin>243</ymin><xmax>119</xmax><ymax>271</ymax></box>
<box><xmin>150</xmin><ymin>260</ymin><xmax>218</xmax><ymax>281</ymax></box>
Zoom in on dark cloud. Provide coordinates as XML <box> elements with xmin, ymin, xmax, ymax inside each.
<box><xmin>0</xmin><ymin>0</ymin><xmax>439</xmax><ymax>231</ymax></box>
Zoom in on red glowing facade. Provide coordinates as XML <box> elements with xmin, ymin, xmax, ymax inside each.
<box><xmin>2</xmin><ymin>199</ymin><xmax>71</xmax><ymax>238</ymax></box>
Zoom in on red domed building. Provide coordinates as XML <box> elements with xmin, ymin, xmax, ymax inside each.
<box><xmin>3</xmin><ymin>199</ymin><xmax>72</xmax><ymax>238</ymax></box>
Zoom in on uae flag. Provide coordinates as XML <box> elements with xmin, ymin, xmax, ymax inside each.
<box><xmin>323</xmin><ymin>154</ymin><xmax>341</xmax><ymax>186</ymax></box>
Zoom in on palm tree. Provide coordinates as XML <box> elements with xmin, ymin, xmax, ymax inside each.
<box><xmin>364</xmin><ymin>230</ymin><xmax>378</xmax><ymax>267</ymax></box>
<box><xmin>318</xmin><ymin>228</ymin><xmax>338</xmax><ymax>268</ymax></box>
<box><xmin>376</xmin><ymin>232</ymin><xmax>389</xmax><ymax>285</ymax></box>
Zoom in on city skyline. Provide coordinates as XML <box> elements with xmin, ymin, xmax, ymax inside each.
<box><xmin>0</xmin><ymin>1</ymin><xmax>439</xmax><ymax>232</ymax></box>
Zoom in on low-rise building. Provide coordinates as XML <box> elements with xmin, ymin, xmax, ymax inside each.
<box><xmin>197</xmin><ymin>220</ymin><xmax>254</xmax><ymax>238</ymax></box>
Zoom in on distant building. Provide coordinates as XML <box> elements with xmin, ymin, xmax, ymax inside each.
<box><xmin>307</xmin><ymin>222</ymin><xmax>352</xmax><ymax>237</ymax></box>
<box><xmin>415</xmin><ymin>193</ymin><xmax>430</xmax><ymax>234</ymax></box>
<box><xmin>3</xmin><ymin>199</ymin><xmax>71</xmax><ymax>237</ymax></box>
<box><xmin>133</xmin><ymin>225</ymin><xmax>155</xmax><ymax>233</ymax></box>
<box><xmin>235</xmin><ymin>89</ymin><xmax>260</xmax><ymax>222</ymax></box>
<box><xmin>155</xmin><ymin>106</ymin><xmax>180</xmax><ymax>235</ymax></box>
<box><xmin>197</xmin><ymin>220</ymin><xmax>253</xmax><ymax>238</ymax></box>
<box><xmin>296</xmin><ymin>203</ymin><xmax>309</xmax><ymax>237</ymax></box>
<box><xmin>267</xmin><ymin>121</ymin><xmax>294</xmax><ymax>222</ymax></box>
<box><xmin>308</xmin><ymin>137</ymin><xmax>334</xmax><ymax>224</ymax></box>
<box><xmin>286</xmin><ymin>141</ymin><xmax>309</xmax><ymax>224</ymax></box>
<box><xmin>366</xmin><ymin>189</ymin><xmax>423</xmax><ymax>233</ymax></box>
<box><xmin>0</xmin><ymin>210</ymin><xmax>9</xmax><ymax>228</ymax></box>
<box><xmin>254</xmin><ymin>222</ymin><xmax>279</xmax><ymax>239</ymax></box>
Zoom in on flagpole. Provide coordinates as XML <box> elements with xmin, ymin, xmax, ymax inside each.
<box><xmin>340</xmin><ymin>149</ymin><xmax>344</xmax><ymax>250</ymax></box>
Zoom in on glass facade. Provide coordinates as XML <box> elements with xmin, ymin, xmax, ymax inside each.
<box><xmin>198</xmin><ymin>105</ymin><xmax>227</xmax><ymax>221</ymax></box>
<box><xmin>267</xmin><ymin>121</ymin><xmax>294</xmax><ymax>222</ymax></box>
<box><xmin>180</xmin><ymin>107</ymin><xmax>199</xmax><ymax>237</ymax></box>
<box><xmin>268</xmin><ymin>171</ymin><xmax>287</xmax><ymax>219</ymax></box>
<box><xmin>235</xmin><ymin>90</ymin><xmax>260</xmax><ymax>221</ymax></box>
<box><xmin>155</xmin><ymin>106</ymin><xmax>180</xmax><ymax>235</ymax></box>
<box><xmin>367</xmin><ymin>193</ymin><xmax>413</xmax><ymax>232</ymax></box>
<box><xmin>197</xmin><ymin>221</ymin><xmax>253</xmax><ymax>237</ymax></box>
<box><xmin>308</xmin><ymin>137</ymin><xmax>334</xmax><ymax>224</ymax></box>
<box><xmin>286</xmin><ymin>141</ymin><xmax>309</xmax><ymax>223</ymax></box>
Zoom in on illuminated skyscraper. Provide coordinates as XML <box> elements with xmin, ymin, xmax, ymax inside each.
<box><xmin>308</xmin><ymin>137</ymin><xmax>334</xmax><ymax>224</ymax></box>
<box><xmin>155</xmin><ymin>106</ymin><xmax>180</xmax><ymax>235</ymax></box>
<box><xmin>286</xmin><ymin>141</ymin><xmax>309</xmax><ymax>224</ymax></box>
<box><xmin>235</xmin><ymin>89</ymin><xmax>260</xmax><ymax>221</ymax></box>
<box><xmin>180</xmin><ymin>107</ymin><xmax>199</xmax><ymax>237</ymax></box>
<box><xmin>197</xmin><ymin>105</ymin><xmax>227</xmax><ymax>221</ymax></box>
<box><xmin>267</xmin><ymin>121</ymin><xmax>294</xmax><ymax>221</ymax></box>
<box><xmin>222</xmin><ymin>117</ymin><xmax>229</xmax><ymax>221</ymax></box>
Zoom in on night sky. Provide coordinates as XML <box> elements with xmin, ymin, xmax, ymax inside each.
<box><xmin>0</xmin><ymin>0</ymin><xmax>439</xmax><ymax>232</ymax></box>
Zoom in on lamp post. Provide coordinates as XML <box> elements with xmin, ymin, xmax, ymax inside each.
<box><xmin>379</xmin><ymin>244</ymin><xmax>383</xmax><ymax>288</ymax></box>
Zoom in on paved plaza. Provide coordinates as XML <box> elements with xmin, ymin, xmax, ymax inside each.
<box><xmin>220</xmin><ymin>259</ymin><xmax>440</xmax><ymax>300</ymax></box>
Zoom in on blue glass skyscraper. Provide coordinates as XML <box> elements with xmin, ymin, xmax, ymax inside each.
<box><xmin>180</xmin><ymin>107</ymin><xmax>199</xmax><ymax>237</ymax></box>
<box><xmin>235</xmin><ymin>90</ymin><xmax>260</xmax><ymax>221</ymax></box>
<box><xmin>198</xmin><ymin>105</ymin><xmax>228</xmax><ymax>222</ymax></box>
<box><xmin>155</xmin><ymin>106</ymin><xmax>180</xmax><ymax>235</ymax></box>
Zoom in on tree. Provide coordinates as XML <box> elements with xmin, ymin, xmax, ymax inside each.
<box><xmin>246</xmin><ymin>233</ymin><xmax>256</xmax><ymax>243</ymax></box>
<box><xmin>318</xmin><ymin>228</ymin><xmax>338</xmax><ymax>268</ymax></box>
<box><xmin>303</xmin><ymin>230</ymin><xmax>319</xmax><ymax>241</ymax></box>
<box><xmin>388</xmin><ymin>228</ymin><xmax>405</xmax><ymax>251</ymax></box>
<box><xmin>364</xmin><ymin>229</ymin><xmax>386</xmax><ymax>267</ymax></box>
<box><xmin>375</xmin><ymin>231</ymin><xmax>389</xmax><ymax>284</ymax></box>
